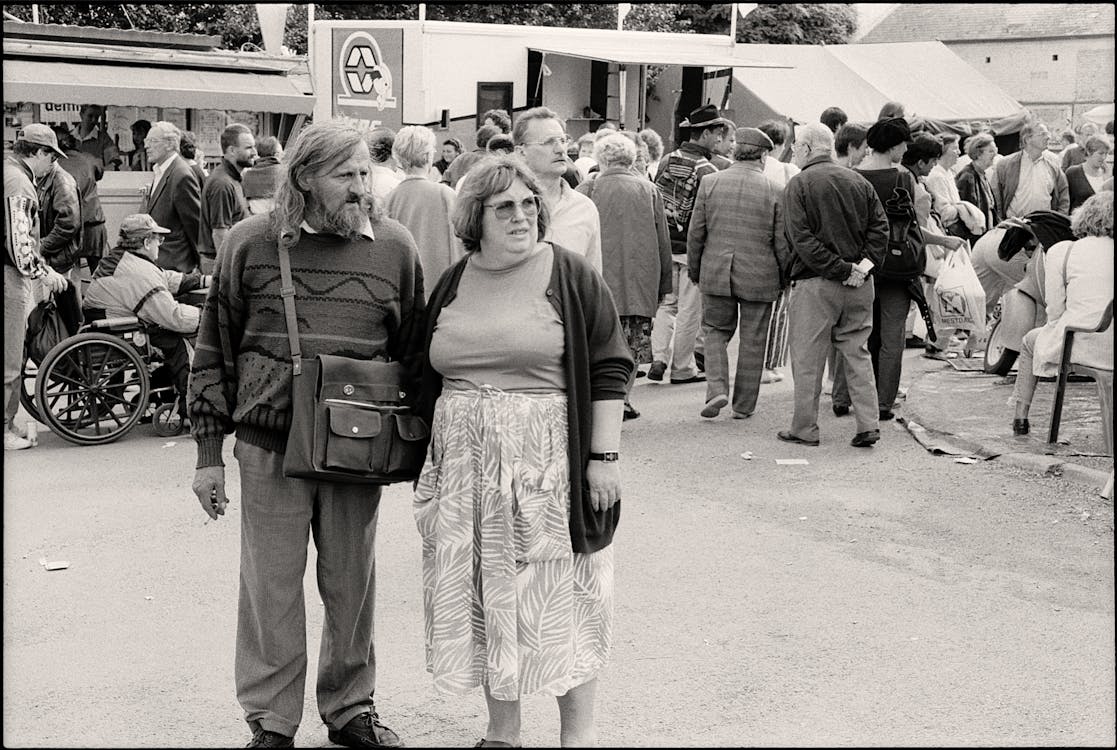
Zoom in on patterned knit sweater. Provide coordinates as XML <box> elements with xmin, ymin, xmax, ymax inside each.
<box><xmin>188</xmin><ymin>212</ymin><xmax>424</xmax><ymax>468</ymax></box>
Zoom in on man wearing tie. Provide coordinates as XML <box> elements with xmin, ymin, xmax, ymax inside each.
<box><xmin>141</xmin><ymin>121</ymin><xmax>202</xmax><ymax>272</ymax></box>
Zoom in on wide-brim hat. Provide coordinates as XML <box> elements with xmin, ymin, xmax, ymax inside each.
<box><xmin>679</xmin><ymin>104</ymin><xmax>735</xmax><ymax>130</ymax></box>
<box><xmin>16</xmin><ymin>123</ymin><xmax>67</xmax><ymax>158</ymax></box>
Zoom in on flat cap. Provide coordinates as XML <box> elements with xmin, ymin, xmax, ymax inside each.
<box><xmin>736</xmin><ymin>127</ymin><xmax>774</xmax><ymax>151</ymax></box>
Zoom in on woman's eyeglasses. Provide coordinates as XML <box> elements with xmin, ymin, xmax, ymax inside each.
<box><xmin>484</xmin><ymin>195</ymin><xmax>540</xmax><ymax>221</ymax></box>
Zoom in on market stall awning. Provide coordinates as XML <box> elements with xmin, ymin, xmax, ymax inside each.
<box><xmin>3</xmin><ymin>59</ymin><xmax>314</xmax><ymax>115</ymax></box>
<box><xmin>529</xmin><ymin>42</ymin><xmax>786</xmax><ymax>69</ymax></box>
<box><xmin>727</xmin><ymin>41</ymin><xmax>1023</xmax><ymax>126</ymax></box>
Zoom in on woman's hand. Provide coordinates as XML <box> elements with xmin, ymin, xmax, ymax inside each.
<box><xmin>586</xmin><ymin>460</ymin><xmax>622</xmax><ymax>511</ymax></box>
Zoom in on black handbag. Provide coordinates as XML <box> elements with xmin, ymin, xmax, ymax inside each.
<box><xmin>879</xmin><ymin>170</ymin><xmax>926</xmax><ymax>281</ymax></box>
<box><xmin>276</xmin><ymin>231</ymin><xmax>429</xmax><ymax>485</ymax></box>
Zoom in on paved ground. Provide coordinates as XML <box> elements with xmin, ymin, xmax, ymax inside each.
<box><xmin>3</xmin><ymin>348</ymin><xmax>1113</xmax><ymax>747</ymax></box>
<box><xmin>903</xmin><ymin>353</ymin><xmax>1113</xmax><ymax>481</ymax></box>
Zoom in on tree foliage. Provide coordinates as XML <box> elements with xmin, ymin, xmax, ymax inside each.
<box><xmin>5</xmin><ymin>3</ymin><xmax>856</xmax><ymax>53</ymax></box>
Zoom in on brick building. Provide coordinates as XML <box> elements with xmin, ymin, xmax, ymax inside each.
<box><xmin>858</xmin><ymin>3</ymin><xmax>1114</xmax><ymax>133</ymax></box>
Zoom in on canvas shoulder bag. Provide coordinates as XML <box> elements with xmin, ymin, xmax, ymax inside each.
<box><xmin>277</xmin><ymin>230</ymin><xmax>429</xmax><ymax>485</ymax></box>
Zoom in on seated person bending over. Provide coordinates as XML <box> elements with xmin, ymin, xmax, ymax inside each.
<box><xmin>83</xmin><ymin>214</ymin><xmax>209</xmax><ymax>421</ymax></box>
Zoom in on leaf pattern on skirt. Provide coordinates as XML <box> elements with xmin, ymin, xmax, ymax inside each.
<box><xmin>413</xmin><ymin>388</ymin><xmax>613</xmax><ymax>700</ymax></box>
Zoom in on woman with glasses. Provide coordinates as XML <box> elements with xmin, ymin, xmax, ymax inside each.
<box><xmin>411</xmin><ymin>156</ymin><xmax>633</xmax><ymax>747</ymax></box>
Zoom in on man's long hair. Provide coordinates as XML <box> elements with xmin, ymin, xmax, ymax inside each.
<box><xmin>270</xmin><ymin>121</ymin><xmax>383</xmax><ymax>239</ymax></box>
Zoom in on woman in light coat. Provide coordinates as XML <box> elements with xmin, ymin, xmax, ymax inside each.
<box><xmin>1009</xmin><ymin>191</ymin><xmax>1113</xmax><ymax>435</ymax></box>
<box><xmin>576</xmin><ymin>132</ymin><xmax>672</xmax><ymax>419</ymax></box>
<box><xmin>384</xmin><ymin>126</ymin><xmax>464</xmax><ymax>293</ymax></box>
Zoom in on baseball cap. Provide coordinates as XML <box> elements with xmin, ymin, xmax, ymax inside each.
<box><xmin>16</xmin><ymin>124</ymin><xmax>67</xmax><ymax>158</ymax></box>
<box><xmin>119</xmin><ymin>214</ymin><xmax>171</xmax><ymax>238</ymax></box>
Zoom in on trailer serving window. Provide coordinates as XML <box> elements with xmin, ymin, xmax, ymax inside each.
<box><xmin>476</xmin><ymin>82</ymin><xmax>513</xmax><ymax>128</ymax></box>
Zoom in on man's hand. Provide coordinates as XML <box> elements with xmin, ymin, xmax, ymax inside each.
<box><xmin>43</xmin><ymin>268</ymin><xmax>68</xmax><ymax>295</ymax></box>
<box><xmin>586</xmin><ymin>460</ymin><xmax>621</xmax><ymax>512</ymax></box>
<box><xmin>844</xmin><ymin>267</ymin><xmax>866</xmax><ymax>288</ymax></box>
<box><xmin>943</xmin><ymin>235</ymin><xmax>965</xmax><ymax>252</ymax></box>
<box><xmin>193</xmin><ymin>466</ymin><xmax>229</xmax><ymax>520</ymax></box>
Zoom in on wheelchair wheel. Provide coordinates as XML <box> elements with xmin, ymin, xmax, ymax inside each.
<box><xmin>35</xmin><ymin>332</ymin><xmax>151</xmax><ymax>445</ymax></box>
<box><xmin>152</xmin><ymin>401</ymin><xmax>185</xmax><ymax>437</ymax></box>
<box><xmin>983</xmin><ymin>318</ymin><xmax>1019</xmax><ymax>375</ymax></box>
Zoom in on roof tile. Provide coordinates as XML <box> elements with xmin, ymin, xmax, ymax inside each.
<box><xmin>860</xmin><ymin>3</ymin><xmax>1115</xmax><ymax>42</ymax></box>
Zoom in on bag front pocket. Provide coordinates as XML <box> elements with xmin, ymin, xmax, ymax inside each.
<box><xmin>323</xmin><ymin>405</ymin><xmax>384</xmax><ymax>472</ymax></box>
<box><xmin>388</xmin><ymin>414</ymin><xmax>430</xmax><ymax>475</ymax></box>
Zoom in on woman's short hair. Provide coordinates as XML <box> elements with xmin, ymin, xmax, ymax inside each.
<box><xmin>637</xmin><ymin>128</ymin><xmax>664</xmax><ymax>163</ymax></box>
<box><xmin>1070</xmin><ymin>190</ymin><xmax>1113</xmax><ymax>239</ymax></box>
<box><xmin>757</xmin><ymin>119</ymin><xmax>789</xmax><ymax>147</ymax></box>
<box><xmin>367</xmin><ymin>128</ymin><xmax>395</xmax><ymax>163</ymax></box>
<box><xmin>593</xmin><ymin>132</ymin><xmax>637</xmax><ymax>168</ymax></box>
<box><xmin>939</xmin><ymin>132</ymin><xmax>960</xmax><ymax>147</ymax></box>
<box><xmin>452</xmin><ymin>156</ymin><xmax>550</xmax><ymax>253</ymax></box>
<box><xmin>487</xmin><ymin>134</ymin><xmax>515</xmax><ymax>154</ymax></box>
<box><xmin>442</xmin><ymin>137</ymin><xmax>464</xmax><ymax>154</ymax></box>
<box><xmin>834</xmin><ymin>123</ymin><xmax>868</xmax><ymax>156</ymax></box>
<box><xmin>392</xmin><ymin>125</ymin><xmax>437</xmax><ymax>170</ymax></box>
<box><xmin>965</xmin><ymin>133</ymin><xmax>996</xmax><ymax>160</ymax></box>
<box><xmin>1083</xmin><ymin>134</ymin><xmax>1111</xmax><ymax>156</ymax></box>
<box><xmin>576</xmin><ymin>132</ymin><xmax>595</xmax><ymax>150</ymax></box>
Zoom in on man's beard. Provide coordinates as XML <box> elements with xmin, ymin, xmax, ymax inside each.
<box><xmin>317</xmin><ymin>195</ymin><xmax>374</xmax><ymax>238</ymax></box>
<box><xmin>236</xmin><ymin>156</ymin><xmax>256</xmax><ymax>169</ymax></box>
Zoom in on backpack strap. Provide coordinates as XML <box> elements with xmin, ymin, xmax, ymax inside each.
<box><xmin>276</xmin><ymin>229</ymin><xmax>303</xmax><ymax>376</ymax></box>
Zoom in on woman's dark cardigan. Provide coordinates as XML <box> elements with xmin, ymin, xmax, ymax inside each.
<box><xmin>412</xmin><ymin>243</ymin><xmax>634</xmax><ymax>553</ymax></box>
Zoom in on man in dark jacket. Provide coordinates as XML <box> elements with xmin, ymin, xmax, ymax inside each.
<box><xmin>779</xmin><ymin>122</ymin><xmax>888</xmax><ymax>449</ymax></box>
<box><xmin>140</xmin><ymin>121</ymin><xmax>202</xmax><ymax>272</ymax></box>
<box><xmin>54</xmin><ymin>126</ymin><xmax>108</xmax><ymax>274</ymax></box>
<box><xmin>37</xmin><ymin>153</ymin><xmax>83</xmax><ymax>279</ymax></box>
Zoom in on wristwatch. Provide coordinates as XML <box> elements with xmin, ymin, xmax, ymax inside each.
<box><xmin>588</xmin><ymin>451</ymin><xmax>620</xmax><ymax>462</ymax></box>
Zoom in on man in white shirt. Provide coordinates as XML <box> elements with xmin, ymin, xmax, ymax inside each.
<box><xmin>513</xmin><ymin>107</ymin><xmax>602</xmax><ymax>272</ymax></box>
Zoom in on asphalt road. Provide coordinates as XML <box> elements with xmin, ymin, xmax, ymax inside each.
<box><xmin>3</xmin><ymin>351</ymin><xmax>1114</xmax><ymax>747</ymax></box>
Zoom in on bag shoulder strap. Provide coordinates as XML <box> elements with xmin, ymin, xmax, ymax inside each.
<box><xmin>276</xmin><ymin>229</ymin><xmax>303</xmax><ymax>376</ymax></box>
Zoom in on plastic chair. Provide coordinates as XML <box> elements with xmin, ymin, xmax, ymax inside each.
<box><xmin>1048</xmin><ymin>299</ymin><xmax>1114</xmax><ymax>499</ymax></box>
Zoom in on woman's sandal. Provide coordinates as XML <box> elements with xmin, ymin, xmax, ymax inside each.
<box><xmin>475</xmin><ymin>739</ymin><xmax>520</xmax><ymax>748</ymax></box>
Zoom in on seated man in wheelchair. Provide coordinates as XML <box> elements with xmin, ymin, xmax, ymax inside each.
<box><xmin>82</xmin><ymin>214</ymin><xmax>210</xmax><ymax>422</ymax></box>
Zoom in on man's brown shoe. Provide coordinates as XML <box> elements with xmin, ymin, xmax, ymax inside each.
<box><xmin>328</xmin><ymin>711</ymin><xmax>403</xmax><ymax>748</ymax></box>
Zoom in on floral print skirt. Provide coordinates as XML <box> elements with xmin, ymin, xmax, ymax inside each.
<box><xmin>413</xmin><ymin>387</ymin><xmax>614</xmax><ymax>700</ymax></box>
<box><xmin>621</xmin><ymin>315</ymin><xmax>653</xmax><ymax>366</ymax></box>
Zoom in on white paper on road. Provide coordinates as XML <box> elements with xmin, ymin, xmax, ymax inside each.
<box><xmin>44</xmin><ymin>561</ymin><xmax>70</xmax><ymax>571</ymax></box>
<box><xmin>776</xmin><ymin>459</ymin><xmax>810</xmax><ymax>465</ymax></box>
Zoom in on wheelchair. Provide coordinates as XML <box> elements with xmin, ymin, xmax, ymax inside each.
<box><xmin>21</xmin><ymin>313</ymin><xmax>190</xmax><ymax>446</ymax></box>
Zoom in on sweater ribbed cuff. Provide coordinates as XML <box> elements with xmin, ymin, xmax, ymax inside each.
<box><xmin>195</xmin><ymin>437</ymin><xmax>226</xmax><ymax>469</ymax></box>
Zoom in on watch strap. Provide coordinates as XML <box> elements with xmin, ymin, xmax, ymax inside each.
<box><xmin>589</xmin><ymin>451</ymin><xmax>620</xmax><ymax>462</ymax></box>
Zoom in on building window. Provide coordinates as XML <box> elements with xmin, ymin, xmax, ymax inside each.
<box><xmin>1052</xmin><ymin>54</ymin><xmax>1059</xmax><ymax>61</ymax></box>
<box><xmin>985</xmin><ymin>56</ymin><xmax>991</xmax><ymax>63</ymax></box>
<box><xmin>476</xmin><ymin>82</ymin><xmax>513</xmax><ymax>129</ymax></box>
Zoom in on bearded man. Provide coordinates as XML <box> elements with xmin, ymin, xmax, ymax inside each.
<box><xmin>188</xmin><ymin>120</ymin><xmax>424</xmax><ymax>749</ymax></box>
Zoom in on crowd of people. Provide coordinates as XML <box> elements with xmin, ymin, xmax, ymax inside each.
<box><xmin>5</xmin><ymin>99</ymin><xmax>1113</xmax><ymax>748</ymax></box>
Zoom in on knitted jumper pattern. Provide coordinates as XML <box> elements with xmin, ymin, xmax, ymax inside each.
<box><xmin>188</xmin><ymin>212</ymin><xmax>423</xmax><ymax>468</ymax></box>
<box><xmin>654</xmin><ymin>143</ymin><xmax>717</xmax><ymax>253</ymax></box>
